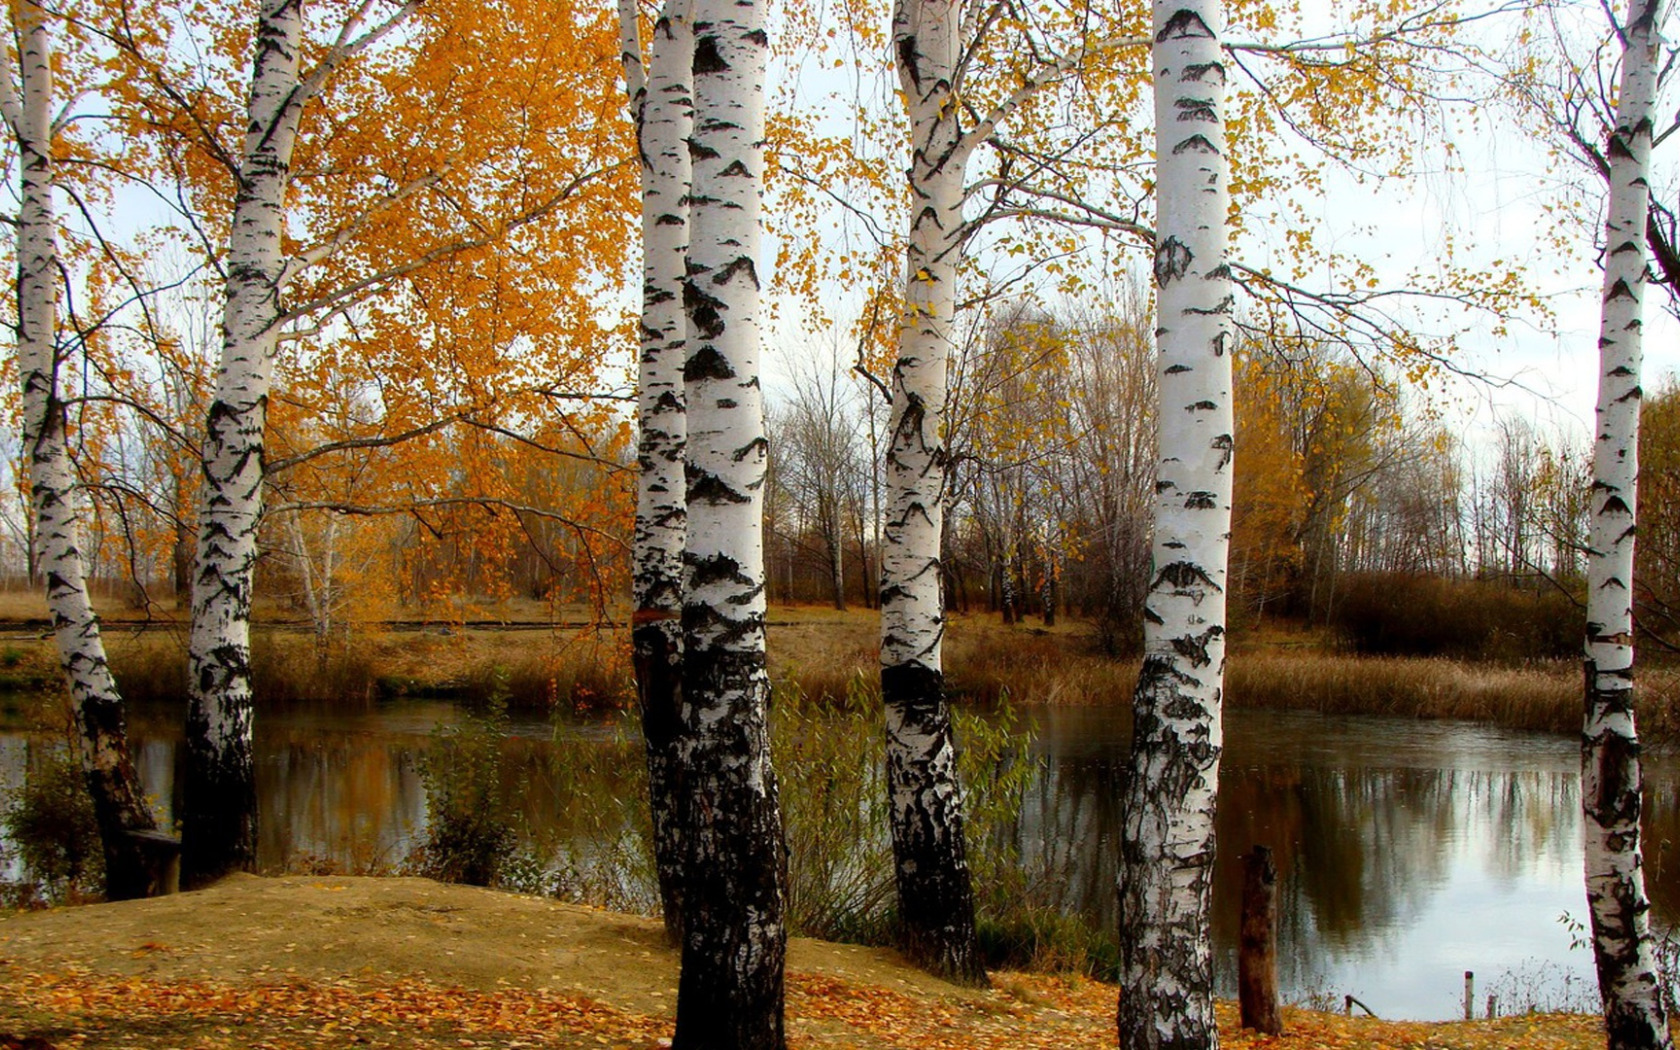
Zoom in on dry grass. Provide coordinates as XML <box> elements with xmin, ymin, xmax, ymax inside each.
<box><xmin>6</xmin><ymin>593</ymin><xmax>1680</xmax><ymax>742</ymax></box>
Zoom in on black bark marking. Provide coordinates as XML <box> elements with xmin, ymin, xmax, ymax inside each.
<box><xmin>693</xmin><ymin>35</ymin><xmax>728</xmax><ymax>74</ymax></box>
<box><xmin>1155</xmin><ymin>237</ymin><xmax>1193</xmax><ymax>285</ymax></box>
<box><xmin>744</xmin><ymin>28</ymin><xmax>767</xmax><ymax>46</ymax></box>
<box><xmin>1176</xmin><ymin>97</ymin><xmax>1216</xmax><ymax>122</ymax></box>
<box><xmin>1186</xmin><ymin>294</ymin><xmax>1235</xmax><ymax>316</ymax></box>
<box><xmin>719</xmin><ymin>159</ymin><xmax>752</xmax><ymax>179</ymax></box>
<box><xmin>688</xmin><ymin>552</ymin><xmax>756</xmax><ymax>590</ymax></box>
<box><xmin>1606</xmin><ymin>277</ymin><xmax>1638</xmax><ymax>302</ymax></box>
<box><xmin>1172</xmin><ymin>134</ymin><xmax>1221</xmax><ymax>155</ymax></box>
<box><xmin>1183</xmin><ymin>61</ymin><xmax>1225</xmax><ymax>82</ymax></box>
<box><xmin>1184</xmin><ymin>491</ymin><xmax>1216</xmax><ymax>509</ymax></box>
<box><xmin>684</xmin><ymin>345</ymin><xmax>735</xmax><ymax>382</ymax></box>
<box><xmin>714</xmin><ymin>255</ymin><xmax>761</xmax><ymax>289</ymax></box>
<box><xmin>684</xmin><ymin>280</ymin><xmax>728</xmax><ymax>341</ymax></box>
<box><xmin>1153</xmin><ymin>560</ymin><xmax>1219</xmax><ymax>592</ymax></box>
<box><xmin>1187</xmin><ymin>400</ymin><xmax>1218</xmax><ymax>411</ymax></box>
<box><xmin>1165</xmin><ymin>363</ymin><xmax>1192</xmax><ymax>374</ymax></box>
<box><xmin>1211</xmin><ymin>433</ymin><xmax>1233</xmax><ymax>470</ymax></box>
<box><xmin>897</xmin><ymin>35</ymin><xmax>921</xmax><ymax>87</ymax></box>
<box><xmin>733</xmin><ymin>436</ymin><xmax>769</xmax><ymax>462</ymax></box>
<box><xmin>687</xmin><ymin>469</ymin><xmax>752</xmax><ymax>505</ymax></box>
<box><xmin>1171</xmin><ymin>625</ymin><xmax>1224</xmax><ymax>668</ymax></box>
<box><xmin>1157</xmin><ymin>8</ymin><xmax>1215</xmax><ymax>40</ymax></box>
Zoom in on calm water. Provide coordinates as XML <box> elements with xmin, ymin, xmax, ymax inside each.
<box><xmin>4</xmin><ymin>699</ymin><xmax>1675</xmax><ymax>1020</ymax></box>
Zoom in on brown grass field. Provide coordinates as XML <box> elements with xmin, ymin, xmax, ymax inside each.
<box><xmin>0</xmin><ymin>590</ymin><xmax>1664</xmax><ymax>741</ymax></box>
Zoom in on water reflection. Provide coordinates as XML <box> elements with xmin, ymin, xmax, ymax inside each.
<box><xmin>6</xmin><ymin>701</ymin><xmax>1675</xmax><ymax>1019</ymax></box>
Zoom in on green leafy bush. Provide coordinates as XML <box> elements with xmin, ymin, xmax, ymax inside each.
<box><xmin>775</xmin><ymin>676</ymin><xmax>894</xmax><ymax>944</ymax></box>
<box><xmin>2</xmin><ymin>746</ymin><xmax>102</xmax><ymax>905</ymax></box>
<box><xmin>413</xmin><ymin>676</ymin><xmax>524</xmax><ymax>887</ymax></box>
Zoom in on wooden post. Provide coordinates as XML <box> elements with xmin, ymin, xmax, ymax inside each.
<box><xmin>120</xmin><ymin>829</ymin><xmax>181</xmax><ymax>896</ymax></box>
<box><xmin>1463</xmin><ymin>971</ymin><xmax>1474</xmax><ymax>1020</ymax></box>
<box><xmin>1239</xmin><ymin>845</ymin><xmax>1282</xmax><ymax>1035</ymax></box>
<box><xmin>1486</xmin><ymin>994</ymin><xmax>1497</xmax><ymax>1020</ymax></box>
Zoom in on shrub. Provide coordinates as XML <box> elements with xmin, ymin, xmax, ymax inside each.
<box><xmin>1330</xmin><ymin>573</ymin><xmax>1579</xmax><ymax>662</ymax></box>
<box><xmin>2</xmin><ymin>746</ymin><xmax>102</xmax><ymax>905</ymax></box>
<box><xmin>413</xmin><ymin>674</ymin><xmax>524</xmax><ymax>887</ymax></box>
<box><xmin>774</xmin><ymin>677</ymin><xmax>894</xmax><ymax>944</ymax></box>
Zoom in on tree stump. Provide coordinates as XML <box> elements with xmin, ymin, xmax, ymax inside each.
<box><xmin>1239</xmin><ymin>845</ymin><xmax>1282</xmax><ymax>1035</ymax></box>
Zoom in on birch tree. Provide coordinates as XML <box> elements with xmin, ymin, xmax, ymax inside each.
<box><xmin>673</xmin><ymin>0</ymin><xmax>788</xmax><ymax>1041</ymax></box>
<box><xmin>0</xmin><ymin>0</ymin><xmax>163</xmax><ymax>900</ymax></box>
<box><xmin>180</xmin><ymin>0</ymin><xmax>316</xmax><ymax>882</ymax></box>
<box><xmin>1581</xmin><ymin>0</ymin><xmax>1673</xmax><ymax>1044</ymax></box>
<box><xmin>878</xmin><ymin>0</ymin><xmax>988</xmax><ymax>984</ymax></box>
<box><xmin>1115</xmin><ymin>0</ymin><xmax>1234</xmax><ymax>1044</ymax></box>
<box><xmin>619</xmin><ymin>0</ymin><xmax>693</xmax><ymax>941</ymax></box>
<box><xmin>99</xmin><ymin>0</ymin><xmax>630</xmax><ymax>883</ymax></box>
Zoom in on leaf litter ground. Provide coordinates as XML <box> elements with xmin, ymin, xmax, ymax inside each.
<box><xmin>0</xmin><ymin>875</ymin><xmax>1615</xmax><ymax>1049</ymax></box>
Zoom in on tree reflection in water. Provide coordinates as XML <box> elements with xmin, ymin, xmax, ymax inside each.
<box><xmin>5</xmin><ymin>700</ymin><xmax>1677</xmax><ymax>1019</ymax></box>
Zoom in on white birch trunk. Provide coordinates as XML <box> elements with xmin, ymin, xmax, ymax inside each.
<box><xmin>620</xmin><ymin>0</ymin><xmax>693</xmax><ymax>944</ymax></box>
<box><xmin>672</xmin><ymin>0</ymin><xmax>788</xmax><ymax>1043</ymax></box>
<box><xmin>1583</xmin><ymin>2</ymin><xmax>1672</xmax><ymax>1046</ymax></box>
<box><xmin>879</xmin><ymin>0</ymin><xmax>984</xmax><ymax>984</ymax></box>
<box><xmin>1116</xmin><ymin>0</ymin><xmax>1233</xmax><ymax>1044</ymax></box>
<box><xmin>2</xmin><ymin>0</ymin><xmax>162</xmax><ymax>901</ymax></box>
<box><xmin>183</xmin><ymin>0</ymin><xmax>308</xmax><ymax>885</ymax></box>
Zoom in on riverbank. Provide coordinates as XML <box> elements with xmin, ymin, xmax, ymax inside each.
<box><xmin>0</xmin><ymin>874</ymin><xmax>1619</xmax><ymax>1049</ymax></box>
<box><xmin>0</xmin><ymin>600</ymin><xmax>1669</xmax><ymax>742</ymax></box>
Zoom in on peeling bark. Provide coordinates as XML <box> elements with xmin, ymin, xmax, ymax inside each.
<box><xmin>880</xmin><ymin>0</ymin><xmax>985</xmax><ymax>985</ymax></box>
<box><xmin>1582</xmin><ymin>1</ymin><xmax>1672</xmax><ymax>1046</ymax></box>
<box><xmin>1117</xmin><ymin>0</ymin><xmax>1233</xmax><ymax>1045</ymax></box>
<box><xmin>621</xmin><ymin>0</ymin><xmax>694</xmax><ymax>945</ymax></box>
<box><xmin>184</xmin><ymin>0</ymin><xmax>309</xmax><ymax>886</ymax></box>
<box><xmin>1</xmin><ymin>0</ymin><xmax>162</xmax><ymax>902</ymax></box>
<box><xmin>671</xmin><ymin>0</ymin><xmax>788</xmax><ymax>1044</ymax></box>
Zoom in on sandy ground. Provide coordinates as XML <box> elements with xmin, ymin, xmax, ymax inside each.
<box><xmin>0</xmin><ymin>875</ymin><xmax>1617</xmax><ymax>1050</ymax></box>
<box><xmin>0</xmin><ymin>874</ymin><xmax>1091</xmax><ymax>1049</ymax></box>
<box><xmin>0</xmin><ymin>874</ymin><xmax>980</xmax><ymax>1017</ymax></box>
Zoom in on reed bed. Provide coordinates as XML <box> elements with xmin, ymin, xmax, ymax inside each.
<box><xmin>6</xmin><ymin>603</ymin><xmax>1680</xmax><ymax>744</ymax></box>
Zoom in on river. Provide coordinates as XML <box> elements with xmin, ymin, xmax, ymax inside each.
<box><xmin>3</xmin><ymin>699</ymin><xmax>1674</xmax><ymax>1020</ymax></box>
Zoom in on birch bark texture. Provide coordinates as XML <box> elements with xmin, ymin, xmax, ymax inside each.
<box><xmin>183</xmin><ymin>0</ymin><xmax>309</xmax><ymax>885</ymax></box>
<box><xmin>1582</xmin><ymin>0</ymin><xmax>1673</xmax><ymax>1045</ymax></box>
<box><xmin>1116</xmin><ymin>0</ymin><xmax>1234</xmax><ymax>1043</ymax></box>
<box><xmin>1</xmin><ymin>0</ymin><xmax>162</xmax><ymax>901</ymax></box>
<box><xmin>619</xmin><ymin>0</ymin><xmax>693</xmax><ymax>943</ymax></box>
<box><xmin>880</xmin><ymin>0</ymin><xmax>985</xmax><ymax>985</ymax></box>
<box><xmin>673</xmin><ymin>0</ymin><xmax>788</xmax><ymax>1043</ymax></box>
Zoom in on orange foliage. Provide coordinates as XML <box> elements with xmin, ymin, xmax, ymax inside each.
<box><xmin>53</xmin><ymin>0</ymin><xmax>638</xmax><ymax>623</ymax></box>
<box><xmin>0</xmin><ymin>965</ymin><xmax>1615</xmax><ymax>1050</ymax></box>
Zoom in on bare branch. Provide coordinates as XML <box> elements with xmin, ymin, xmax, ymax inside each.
<box><xmin>270</xmin><ymin>496</ymin><xmax>630</xmax><ymax>552</ymax></box>
<box><xmin>266</xmin><ymin>413</ymin><xmax>466</xmax><ymax>475</ymax></box>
